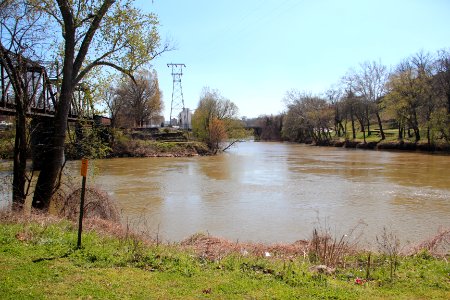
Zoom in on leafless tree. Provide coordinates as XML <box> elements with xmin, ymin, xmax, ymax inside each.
<box><xmin>114</xmin><ymin>69</ymin><xmax>163</xmax><ymax>128</ymax></box>
<box><xmin>282</xmin><ymin>91</ymin><xmax>334</xmax><ymax>144</ymax></box>
<box><xmin>0</xmin><ymin>0</ymin><xmax>47</xmax><ymax>210</ymax></box>
<box><xmin>348</xmin><ymin>61</ymin><xmax>390</xmax><ymax>140</ymax></box>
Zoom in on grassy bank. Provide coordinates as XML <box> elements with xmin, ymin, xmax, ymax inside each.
<box><xmin>1</xmin><ymin>213</ymin><xmax>449</xmax><ymax>299</ymax></box>
<box><xmin>110</xmin><ymin>139</ymin><xmax>210</xmax><ymax>157</ymax></box>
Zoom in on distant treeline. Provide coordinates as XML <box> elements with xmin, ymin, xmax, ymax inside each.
<box><xmin>246</xmin><ymin>49</ymin><xmax>450</xmax><ymax>150</ymax></box>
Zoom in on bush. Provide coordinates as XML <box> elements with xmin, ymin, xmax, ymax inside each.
<box><xmin>58</xmin><ymin>187</ymin><xmax>120</xmax><ymax>222</ymax></box>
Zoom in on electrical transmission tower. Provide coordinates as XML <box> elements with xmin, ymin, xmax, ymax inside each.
<box><xmin>167</xmin><ymin>63</ymin><xmax>186</xmax><ymax>126</ymax></box>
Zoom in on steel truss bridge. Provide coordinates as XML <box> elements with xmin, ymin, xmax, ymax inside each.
<box><xmin>0</xmin><ymin>51</ymin><xmax>93</xmax><ymax>121</ymax></box>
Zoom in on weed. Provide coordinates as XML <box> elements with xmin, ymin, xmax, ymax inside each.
<box><xmin>376</xmin><ymin>227</ymin><xmax>401</xmax><ymax>281</ymax></box>
<box><xmin>404</xmin><ymin>227</ymin><xmax>450</xmax><ymax>257</ymax></box>
<box><xmin>1</xmin><ymin>211</ymin><xmax>450</xmax><ymax>299</ymax></box>
<box><xmin>307</xmin><ymin>218</ymin><xmax>366</xmax><ymax>267</ymax></box>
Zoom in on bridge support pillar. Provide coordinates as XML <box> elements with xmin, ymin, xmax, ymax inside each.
<box><xmin>74</xmin><ymin>121</ymin><xmax>86</xmax><ymax>158</ymax></box>
<box><xmin>30</xmin><ymin>117</ymin><xmax>55</xmax><ymax>171</ymax></box>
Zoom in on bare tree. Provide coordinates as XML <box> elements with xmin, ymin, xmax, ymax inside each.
<box><xmin>349</xmin><ymin>61</ymin><xmax>390</xmax><ymax>140</ymax></box>
<box><xmin>282</xmin><ymin>91</ymin><xmax>334</xmax><ymax>145</ymax></box>
<box><xmin>115</xmin><ymin>69</ymin><xmax>163</xmax><ymax>128</ymax></box>
<box><xmin>326</xmin><ymin>87</ymin><xmax>345</xmax><ymax>137</ymax></box>
<box><xmin>0</xmin><ymin>0</ymin><xmax>47</xmax><ymax>210</ymax></box>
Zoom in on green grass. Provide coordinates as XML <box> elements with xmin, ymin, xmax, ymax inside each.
<box><xmin>0</xmin><ymin>218</ymin><xmax>449</xmax><ymax>299</ymax></box>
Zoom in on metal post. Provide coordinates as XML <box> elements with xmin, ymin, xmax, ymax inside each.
<box><xmin>77</xmin><ymin>159</ymin><xmax>88</xmax><ymax>249</ymax></box>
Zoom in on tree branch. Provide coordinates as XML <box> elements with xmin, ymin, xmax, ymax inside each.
<box><xmin>74</xmin><ymin>60</ymin><xmax>134</xmax><ymax>85</ymax></box>
<box><xmin>72</xmin><ymin>0</ymin><xmax>115</xmax><ymax>80</ymax></box>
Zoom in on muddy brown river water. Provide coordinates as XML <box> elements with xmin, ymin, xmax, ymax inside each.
<box><xmin>90</xmin><ymin>142</ymin><xmax>450</xmax><ymax>245</ymax></box>
<box><xmin>1</xmin><ymin>141</ymin><xmax>449</xmax><ymax>244</ymax></box>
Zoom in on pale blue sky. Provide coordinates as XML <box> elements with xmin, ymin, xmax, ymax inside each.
<box><xmin>137</xmin><ymin>0</ymin><xmax>450</xmax><ymax>119</ymax></box>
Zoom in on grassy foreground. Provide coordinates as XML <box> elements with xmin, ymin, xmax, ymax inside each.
<box><xmin>0</xmin><ymin>214</ymin><xmax>449</xmax><ymax>299</ymax></box>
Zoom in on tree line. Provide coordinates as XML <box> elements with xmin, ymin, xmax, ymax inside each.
<box><xmin>254</xmin><ymin>50</ymin><xmax>450</xmax><ymax>148</ymax></box>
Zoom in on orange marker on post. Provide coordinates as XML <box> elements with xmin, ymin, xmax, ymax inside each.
<box><xmin>81</xmin><ymin>159</ymin><xmax>88</xmax><ymax>177</ymax></box>
<box><xmin>78</xmin><ymin>159</ymin><xmax>88</xmax><ymax>248</ymax></box>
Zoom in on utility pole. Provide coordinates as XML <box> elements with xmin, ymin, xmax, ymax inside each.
<box><xmin>167</xmin><ymin>63</ymin><xmax>186</xmax><ymax>126</ymax></box>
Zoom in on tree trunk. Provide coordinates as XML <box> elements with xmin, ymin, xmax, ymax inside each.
<box><xmin>359</xmin><ymin>119</ymin><xmax>366</xmax><ymax>143</ymax></box>
<box><xmin>413</xmin><ymin>125</ymin><xmax>420</xmax><ymax>142</ymax></box>
<box><xmin>447</xmin><ymin>92</ymin><xmax>450</xmax><ymax>116</ymax></box>
<box><xmin>32</xmin><ymin>28</ymin><xmax>75</xmax><ymax>210</ymax></box>
<box><xmin>412</xmin><ymin>109</ymin><xmax>420</xmax><ymax>142</ymax></box>
<box><xmin>366</xmin><ymin>106</ymin><xmax>371</xmax><ymax>136</ymax></box>
<box><xmin>12</xmin><ymin>110</ymin><xmax>27</xmax><ymax>211</ymax></box>
<box><xmin>351</xmin><ymin>115</ymin><xmax>356</xmax><ymax>140</ymax></box>
<box><xmin>375</xmin><ymin>112</ymin><xmax>385</xmax><ymax>140</ymax></box>
<box><xmin>339</xmin><ymin>121</ymin><xmax>346</xmax><ymax>136</ymax></box>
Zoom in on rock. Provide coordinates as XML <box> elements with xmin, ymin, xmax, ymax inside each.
<box><xmin>309</xmin><ymin>265</ymin><xmax>335</xmax><ymax>275</ymax></box>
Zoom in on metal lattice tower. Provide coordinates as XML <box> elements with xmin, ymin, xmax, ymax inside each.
<box><xmin>167</xmin><ymin>63</ymin><xmax>186</xmax><ymax>126</ymax></box>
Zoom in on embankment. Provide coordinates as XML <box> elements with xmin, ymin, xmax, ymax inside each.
<box><xmin>321</xmin><ymin>139</ymin><xmax>450</xmax><ymax>153</ymax></box>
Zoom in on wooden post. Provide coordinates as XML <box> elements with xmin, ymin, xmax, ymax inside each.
<box><xmin>77</xmin><ymin>159</ymin><xmax>88</xmax><ymax>249</ymax></box>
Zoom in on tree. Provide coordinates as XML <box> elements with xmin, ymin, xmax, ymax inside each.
<box><xmin>282</xmin><ymin>90</ymin><xmax>334</xmax><ymax>144</ymax></box>
<box><xmin>346</xmin><ymin>61</ymin><xmax>390</xmax><ymax>140</ymax></box>
<box><xmin>436</xmin><ymin>50</ymin><xmax>450</xmax><ymax>114</ymax></box>
<box><xmin>0</xmin><ymin>0</ymin><xmax>47</xmax><ymax>210</ymax></box>
<box><xmin>192</xmin><ymin>87</ymin><xmax>246</xmax><ymax>152</ymax></box>
<box><xmin>343</xmin><ymin>70</ymin><xmax>371</xmax><ymax>140</ymax></box>
<box><xmin>341</xmin><ymin>89</ymin><xmax>360</xmax><ymax>140</ymax></box>
<box><xmin>114</xmin><ymin>69</ymin><xmax>163</xmax><ymax>128</ymax></box>
<box><xmin>256</xmin><ymin>114</ymin><xmax>284</xmax><ymax>141</ymax></box>
<box><xmin>31</xmin><ymin>0</ymin><xmax>169</xmax><ymax>209</ymax></box>
<box><xmin>326</xmin><ymin>87</ymin><xmax>346</xmax><ymax>137</ymax></box>
<box><xmin>385</xmin><ymin>51</ymin><xmax>436</xmax><ymax>143</ymax></box>
<box><xmin>434</xmin><ymin>49</ymin><xmax>450</xmax><ymax>141</ymax></box>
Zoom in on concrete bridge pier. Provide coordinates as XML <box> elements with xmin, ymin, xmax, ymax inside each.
<box><xmin>30</xmin><ymin>117</ymin><xmax>55</xmax><ymax>171</ymax></box>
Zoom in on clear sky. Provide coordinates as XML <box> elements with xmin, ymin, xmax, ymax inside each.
<box><xmin>136</xmin><ymin>0</ymin><xmax>450</xmax><ymax>120</ymax></box>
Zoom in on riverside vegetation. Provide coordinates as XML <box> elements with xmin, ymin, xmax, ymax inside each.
<box><xmin>0</xmin><ymin>127</ymin><xmax>211</xmax><ymax>160</ymax></box>
<box><xmin>1</xmin><ymin>210</ymin><xmax>449</xmax><ymax>299</ymax></box>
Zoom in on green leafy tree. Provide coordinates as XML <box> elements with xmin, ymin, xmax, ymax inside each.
<box><xmin>31</xmin><ymin>0</ymin><xmax>170</xmax><ymax>210</ymax></box>
<box><xmin>192</xmin><ymin>87</ymin><xmax>247</xmax><ymax>152</ymax></box>
<box><xmin>434</xmin><ymin>49</ymin><xmax>450</xmax><ymax>142</ymax></box>
<box><xmin>384</xmin><ymin>52</ymin><xmax>436</xmax><ymax>143</ymax></box>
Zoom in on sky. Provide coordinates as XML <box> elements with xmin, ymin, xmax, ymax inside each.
<box><xmin>136</xmin><ymin>0</ymin><xmax>450</xmax><ymax>120</ymax></box>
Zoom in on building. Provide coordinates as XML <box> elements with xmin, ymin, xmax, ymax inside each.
<box><xmin>178</xmin><ymin>108</ymin><xmax>192</xmax><ymax>130</ymax></box>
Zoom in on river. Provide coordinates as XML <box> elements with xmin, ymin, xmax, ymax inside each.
<box><xmin>90</xmin><ymin>142</ymin><xmax>450</xmax><ymax>245</ymax></box>
<box><xmin>1</xmin><ymin>142</ymin><xmax>450</xmax><ymax>244</ymax></box>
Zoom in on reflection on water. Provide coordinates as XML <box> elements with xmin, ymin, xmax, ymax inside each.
<box><xmin>0</xmin><ymin>160</ymin><xmax>12</xmax><ymax>209</ymax></box>
<box><xmin>3</xmin><ymin>142</ymin><xmax>449</xmax><ymax>244</ymax></box>
<box><xmin>89</xmin><ymin>142</ymin><xmax>450</xmax><ymax>244</ymax></box>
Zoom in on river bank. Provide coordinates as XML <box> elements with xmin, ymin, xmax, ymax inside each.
<box><xmin>108</xmin><ymin>140</ymin><xmax>211</xmax><ymax>158</ymax></box>
<box><xmin>309</xmin><ymin>138</ymin><xmax>450</xmax><ymax>153</ymax></box>
<box><xmin>1</xmin><ymin>211</ymin><xmax>449</xmax><ymax>299</ymax></box>
<box><xmin>0</xmin><ymin>128</ymin><xmax>212</xmax><ymax>160</ymax></box>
